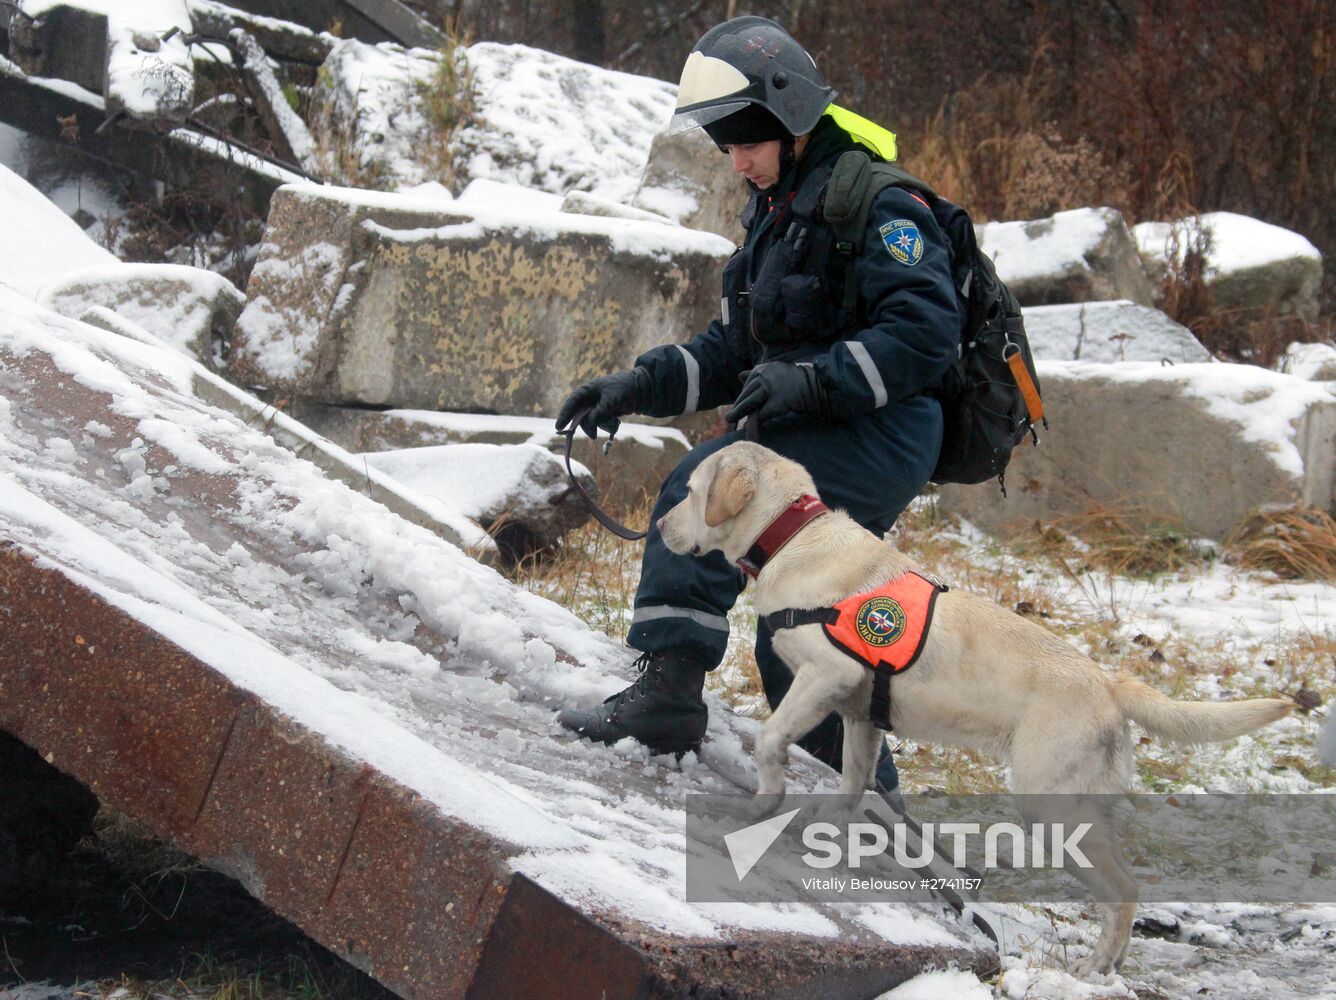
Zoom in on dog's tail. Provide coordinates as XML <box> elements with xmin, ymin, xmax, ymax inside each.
<box><xmin>1112</xmin><ymin>674</ymin><xmax>1292</xmax><ymax>744</ymax></box>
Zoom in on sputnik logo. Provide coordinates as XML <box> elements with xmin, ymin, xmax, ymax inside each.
<box><xmin>723</xmin><ymin>807</ymin><xmax>802</xmax><ymax>881</ymax></box>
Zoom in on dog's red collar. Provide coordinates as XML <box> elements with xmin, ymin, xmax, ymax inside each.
<box><xmin>737</xmin><ymin>494</ymin><xmax>829</xmax><ymax>579</ymax></box>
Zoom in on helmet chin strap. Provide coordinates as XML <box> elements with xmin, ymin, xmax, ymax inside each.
<box><xmin>779</xmin><ymin>135</ymin><xmax>797</xmax><ymax>177</ymax></box>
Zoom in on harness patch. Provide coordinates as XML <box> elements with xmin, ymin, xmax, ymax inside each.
<box><xmin>879</xmin><ymin>219</ymin><xmax>923</xmax><ymax>266</ymax></box>
<box><xmin>855</xmin><ymin>597</ymin><xmax>907</xmax><ymax>647</ymax></box>
<box><xmin>766</xmin><ymin>571</ymin><xmax>948</xmax><ymax>732</ymax></box>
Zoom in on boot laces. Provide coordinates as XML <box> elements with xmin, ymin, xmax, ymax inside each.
<box><xmin>612</xmin><ymin>652</ymin><xmax>661</xmax><ymax>713</ymax></box>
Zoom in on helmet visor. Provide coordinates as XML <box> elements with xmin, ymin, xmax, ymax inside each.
<box><xmin>667</xmin><ymin>99</ymin><xmax>751</xmax><ymax>136</ymax></box>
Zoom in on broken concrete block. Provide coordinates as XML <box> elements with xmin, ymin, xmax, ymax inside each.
<box><xmin>978</xmin><ymin>207</ymin><xmax>1156</xmax><ymax>308</ymax></box>
<box><xmin>40</xmin><ymin>263</ymin><xmax>245</xmax><ymax>369</ymax></box>
<box><xmin>1023</xmin><ymin>300</ymin><xmax>1211</xmax><ymax>363</ymax></box>
<box><xmin>937</xmin><ymin>361</ymin><xmax>1336</xmax><ymax>540</ymax></box>
<box><xmin>229</xmin><ymin>183</ymin><xmax>465</xmax><ymax>383</ymax></box>
<box><xmin>363</xmin><ymin>442</ymin><xmax>594</xmax><ymax>561</ymax></box>
<box><xmin>633</xmin><ymin>125</ymin><xmax>749</xmax><ymax>242</ymax></box>
<box><xmin>308</xmin><ymin>38</ymin><xmax>446</xmax><ymax>189</ymax></box>
<box><xmin>310</xmin><ymin>38</ymin><xmax>674</xmax><ymax>202</ymax></box>
<box><xmin>456</xmin><ymin>41</ymin><xmax>678</xmax><ymax>204</ymax></box>
<box><xmin>1134</xmin><ymin>213</ymin><xmax>1323</xmax><ymax>324</ymax></box>
<box><xmin>231</xmin><ymin>182</ymin><xmax>732</xmax><ymax>415</ymax></box>
<box><xmin>8</xmin><ymin>1</ymin><xmax>107</xmax><ymax>94</ymax></box>
<box><xmin>275</xmin><ymin>402</ymin><xmax>691</xmax><ymax>510</ymax></box>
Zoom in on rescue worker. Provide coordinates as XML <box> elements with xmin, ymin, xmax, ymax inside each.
<box><xmin>554</xmin><ymin>16</ymin><xmax>960</xmax><ymax>792</ymax></box>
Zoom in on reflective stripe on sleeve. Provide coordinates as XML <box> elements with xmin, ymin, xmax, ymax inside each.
<box><xmin>631</xmin><ymin>604</ymin><xmax>729</xmax><ymax>632</ymax></box>
<box><xmin>845</xmin><ymin>340</ymin><xmax>889</xmax><ymax>409</ymax></box>
<box><xmin>675</xmin><ymin>344</ymin><xmax>701</xmax><ymax>413</ymax></box>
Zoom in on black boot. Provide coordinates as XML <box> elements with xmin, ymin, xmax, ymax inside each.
<box><xmin>558</xmin><ymin>650</ymin><xmax>709</xmax><ymax>756</ymax></box>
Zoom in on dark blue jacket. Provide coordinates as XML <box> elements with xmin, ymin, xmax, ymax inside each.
<box><xmin>634</xmin><ymin>117</ymin><xmax>961</xmax><ymax>424</ymax></box>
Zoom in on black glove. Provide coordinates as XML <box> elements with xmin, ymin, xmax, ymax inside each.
<box><xmin>725</xmin><ymin>362</ymin><xmax>829</xmax><ymax>427</ymax></box>
<box><xmin>555</xmin><ymin>367</ymin><xmax>652</xmax><ymax>439</ymax></box>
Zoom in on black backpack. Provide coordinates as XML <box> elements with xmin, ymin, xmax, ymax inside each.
<box><xmin>823</xmin><ymin>150</ymin><xmax>1046</xmax><ymax>492</ymax></box>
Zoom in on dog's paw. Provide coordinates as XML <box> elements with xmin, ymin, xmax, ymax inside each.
<box><xmin>748</xmin><ymin>792</ymin><xmax>787</xmax><ymax>820</ymax></box>
<box><xmin>1067</xmin><ymin>954</ymin><xmax>1113</xmax><ymax>980</ymax></box>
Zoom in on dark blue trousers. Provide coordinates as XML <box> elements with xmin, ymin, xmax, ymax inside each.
<box><xmin>627</xmin><ymin>397</ymin><xmax>943</xmax><ymax>790</ymax></box>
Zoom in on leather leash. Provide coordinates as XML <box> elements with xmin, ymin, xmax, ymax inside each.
<box><xmin>560</xmin><ymin>408</ymin><xmax>648</xmax><ymax>541</ymax></box>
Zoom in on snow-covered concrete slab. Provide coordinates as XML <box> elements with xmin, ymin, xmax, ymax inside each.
<box><xmin>277</xmin><ymin>403</ymin><xmax>692</xmax><ymax>510</ymax></box>
<box><xmin>71</xmin><ymin>301</ymin><xmax>494</xmax><ymax>557</ymax></box>
<box><xmin>39</xmin><ymin>262</ymin><xmax>245</xmax><ymax>368</ymax></box>
<box><xmin>978</xmin><ymin>207</ymin><xmax>1156</xmax><ymax>308</ymax></box>
<box><xmin>231</xmin><ymin>182</ymin><xmax>732</xmax><ymax>414</ymax></box>
<box><xmin>1023</xmin><ymin>300</ymin><xmax>1211</xmax><ymax>363</ymax></box>
<box><xmin>937</xmin><ymin>360</ymin><xmax>1336</xmax><ymax>540</ymax></box>
<box><xmin>0</xmin><ymin>161</ymin><xmax>116</xmax><ymax>299</ymax></box>
<box><xmin>0</xmin><ymin>289</ymin><xmax>993</xmax><ymax>997</ymax></box>
<box><xmin>1135</xmin><ymin>212</ymin><xmax>1323</xmax><ymax>324</ymax></box>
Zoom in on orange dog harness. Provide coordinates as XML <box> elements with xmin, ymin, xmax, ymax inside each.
<box><xmin>765</xmin><ymin>571</ymin><xmax>947</xmax><ymax>731</ymax></box>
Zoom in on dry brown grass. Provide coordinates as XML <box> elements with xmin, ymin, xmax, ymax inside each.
<box><xmin>1008</xmin><ymin>505</ymin><xmax>1212</xmax><ymax>581</ymax></box>
<box><xmin>1226</xmin><ymin>506</ymin><xmax>1336</xmax><ymax>581</ymax></box>
<box><xmin>415</xmin><ymin>20</ymin><xmax>478</xmax><ymax>188</ymax></box>
<box><xmin>898</xmin><ymin>53</ymin><xmax>1133</xmax><ymax>223</ymax></box>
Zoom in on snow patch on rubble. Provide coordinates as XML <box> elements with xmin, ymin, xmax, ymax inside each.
<box><xmin>0</xmin><ymin>163</ymin><xmax>117</xmax><ymax>299</ymax></box>
<box><xmin>878</xmin><ymin>969</ymin><xmax>996</xmax><ymax>999</ymax></box>
<box><xmin>457</xmin><ymin>42</ymin><xmax>677</xmax><ymax>204</ymax></box>
<box><xmin>1038</xmin><ymin>359</ymin><xmax>1335</xmax><ymax>479</ymax></box>
<box><xmin>362</xmin><ymin>442</ymin><xmax>586</xmax><ymax>522</ymax></box>
<box><xmin>1135</xmin><ymin>211</ymin><xmax>1322</xmax><ymax>277</ymax></box>
<box><xmin>976</xmin><ymin>207</ymin><xmax>1125</xmax><ymax>284</ymax></box>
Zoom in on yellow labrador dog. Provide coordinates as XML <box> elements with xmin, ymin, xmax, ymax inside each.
<box><xmin>658</xmin><ymin>441</ymin><xmax>1292</xmax><ymax>976</ymax></box>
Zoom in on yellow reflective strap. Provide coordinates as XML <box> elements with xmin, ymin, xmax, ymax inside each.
<box><xmin>825</xmin><ymin>104</ymin><xmax>898</xmax><ymax>162</ymax></box>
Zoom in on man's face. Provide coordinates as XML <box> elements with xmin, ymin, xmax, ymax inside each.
<box><xmin>722</xmin><ymin>140</ymin><xmax>783</xmax><ymax>190</ymax></box>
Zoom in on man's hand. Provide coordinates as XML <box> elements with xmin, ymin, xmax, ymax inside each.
<box><xmin>555</xmin><ymin>368</ymin><xmax>653</xmax><ymax>439</ymax></box>
<box><xmin>725</xmin><ymin>362</ymin><xmax>828</xmax><ymax>427</ymax></box>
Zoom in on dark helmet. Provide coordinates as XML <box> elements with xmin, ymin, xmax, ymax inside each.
<box><xmin>668</xmin><ymin>16</ymin><xmax>836</xmax><ymax>139</ymax></box>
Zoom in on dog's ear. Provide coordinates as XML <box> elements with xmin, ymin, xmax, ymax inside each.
<box><xmin>704</xmin><ymin>454</ymin><xmax>756</xmax><ymax>527</ymax></box>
